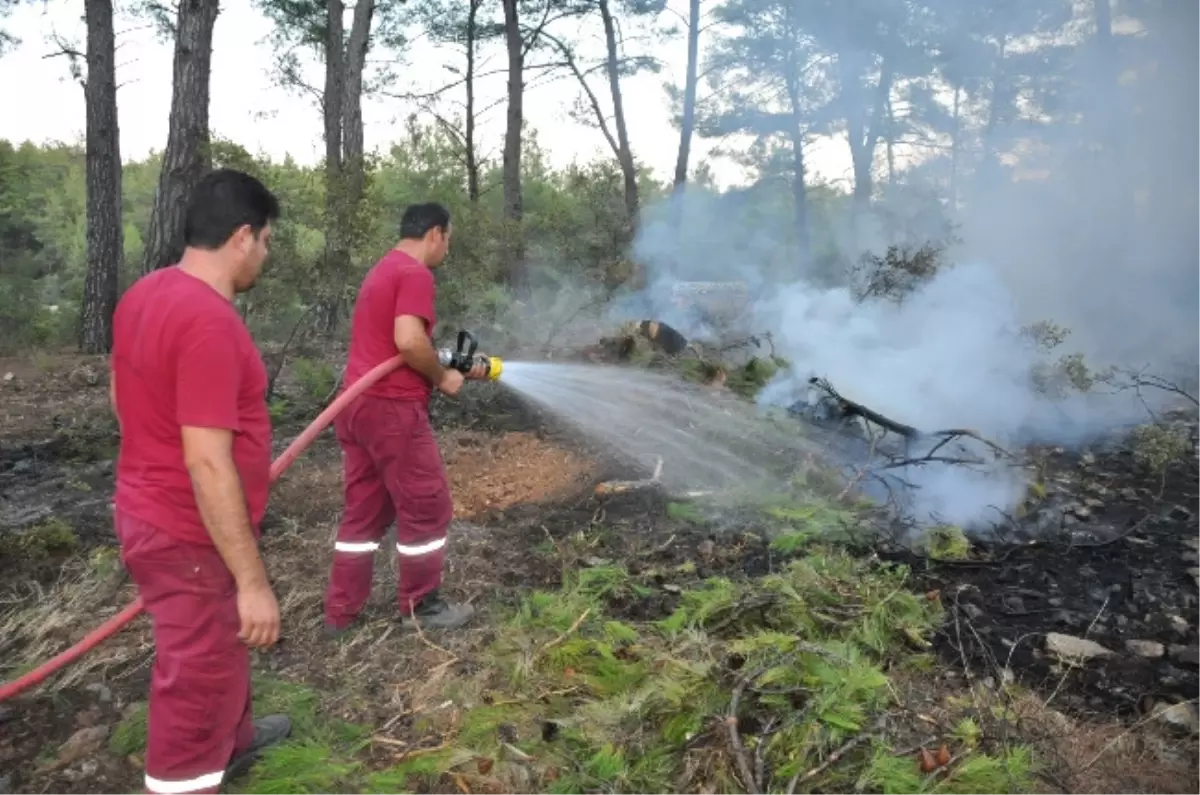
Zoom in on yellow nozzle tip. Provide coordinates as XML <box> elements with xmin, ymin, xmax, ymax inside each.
<box><xmin>488</xmin><ymin>357</ymin><xmax>504</xmax><ymax>380</ymax></box>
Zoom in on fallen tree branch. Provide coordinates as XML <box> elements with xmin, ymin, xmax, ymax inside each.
<box><xmin>925</xmin><ymin>428</ymin><xmax>1015</xmax><ymax>460</ymax></box>
<box><xmin>726</xmin><ymin>667</ymin><xmax>763</xmax><ymax>794</ymax></box>
<box><xmin>808</xmin><ymin>377</ymin><xmax>1014</xmax><ymax>463</ymax></box>
<box><xmin>593</xmin><ymin>479</ymin><xmax>661</xmax><ymax>497</ymax></box>
<box><xmin>809</xmin><ymin>377</ymin><xmax>919</xmax><ymax>439</ymax></box>
<box><xmin>593</xmin><ymin>455</ymin><xmax>664</xmax><ymax>497</ymax></box>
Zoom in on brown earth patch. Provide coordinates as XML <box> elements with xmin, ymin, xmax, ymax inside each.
<box><xmin>442</xmin><ymin>431</ymin><xmax>595</xmax><ymax>518</ymax></box>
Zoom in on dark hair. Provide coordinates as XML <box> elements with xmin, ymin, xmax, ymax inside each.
<box><xmin>183</xmin><ymin>168</ymin><xmax>280</xmax><ymax>250</ymax></box>
<box><xmin>399</xmin><ymin>202</ymin><xmax>451</xmax><ymax>240</ymax></box>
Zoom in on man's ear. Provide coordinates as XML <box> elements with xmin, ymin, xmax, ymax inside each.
<box><xmin>234</xmin><ymin>224</ymin><xmax>255</xmax><ymax>251</ymax></box>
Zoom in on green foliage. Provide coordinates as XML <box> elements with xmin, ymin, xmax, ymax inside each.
<box><xmin>665</xmin><ymin>501</ymin><xmax>704</xmax><ymax>523</ymax></box>
<box><xmin>413</xmin><ymin>541</ymin><xmax>949</xmax><ymax>793</ymax></box>
<box><xmin>239</xmin><ymin>676</ymin><xmax>371</xmax><ymax>794</ymax></box>
<box><xmin>858</xmin><ymin>740</ymin><xmax>1036</xmax><ymax>794</ymax></box>
<box><xmin>1023</xmin><ymin>321</ymin><xmax>1099</xmax><ymax>397</ymax></box>
<box><xmin>109</xmin><ymin>702</ymin><xmax>148</xmax><ymax>756</ymax></box>
<box><xmin>762</xmin><ymin>496</ymin><xmax>865</xmax><ymax>549</ymax></box>
<box><xmin>37</xmin><ymin>670</ymin><xmax>378</xmax><ymax>794</ymax></box>
<box><xmin>291</xmin><ymin>356</ymin><xmax>337</xmax><ymax>403</ymax></box>
<box><xmin>1128</xmin><ymin>423</ymin><xmax>1192</xmax><ymax>475</ymax></box>
<box><xmin>0</xmin><ymin>127</ymin><xmax>653</xmax><ymax>349</ymax></box>
<box><xmin>916</xmin><ymin>525</ymin><xmax>971</xmax><ymax>561</ymax></box>
<box><xmin>0</xmin><ymin>517</ymin><xmax>77</xmax><ymax>560</ymax></box>
<box><xmin>851</xmin><ymin>242</ymin><xmax>952</xmax><ymax>304</ymax></box>
<box><xmin>725</xmin><ymin>356</ymin><xmax>781</xmax><ymax>398</ymax></box>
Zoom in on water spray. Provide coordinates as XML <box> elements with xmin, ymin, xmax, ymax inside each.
<box><xmin>437</xmin><ymin>329</ymin><xmax>503</xmax><ymax>381</ymax></box>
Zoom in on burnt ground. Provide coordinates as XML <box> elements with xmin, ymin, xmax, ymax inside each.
<box><xmin>885</xmin><ymin>438</ymin><xmax>1200</xmax><ymax>718</ymax></box>
<box><xmin>1</xmin><ymin>351</ymin><xmax>1198</xmax><ymax>794</ymax></box>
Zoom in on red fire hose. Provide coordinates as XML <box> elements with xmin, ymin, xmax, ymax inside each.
<box><xmin>0</xmin><ymin>356</ymin><xmax>403</xmax><ymax>704</ymax></box>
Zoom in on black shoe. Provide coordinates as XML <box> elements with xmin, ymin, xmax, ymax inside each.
<box><xmin>405</xmin><ymin>591</ymin><xmax>475</xmax><ymax>630</ymax></box>
<box><xmin>224</xmin><ymin>714</ymin><xmax>292</xmax><ymax>783</ymax></box>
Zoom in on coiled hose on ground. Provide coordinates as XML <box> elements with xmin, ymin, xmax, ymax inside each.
<box><xmin>0</xmin><ymin>356</ymin><xmax>403</xmax><ymax>704</ymax></box>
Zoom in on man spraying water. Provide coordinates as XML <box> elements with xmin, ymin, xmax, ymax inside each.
<box><xmin>323</xmin><ymin>202</ymin><xmax>491</xmax><ymax>635</ymax></box>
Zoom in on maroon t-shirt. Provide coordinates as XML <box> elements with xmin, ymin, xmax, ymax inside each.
<box><xmin>111</xmin><ymin>267</ymin><xmax>272</xmax><ymax>547</ymax></box>
<box><xmin>343</xmin><ymin>249</ymin><xmax>437</xmax><ymax>402</ymax></box>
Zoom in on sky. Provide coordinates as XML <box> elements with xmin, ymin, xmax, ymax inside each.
<box><xmin>0</xmin><ymin>0</ymin><xmax>853</xmax><ymax>191</ymax></box>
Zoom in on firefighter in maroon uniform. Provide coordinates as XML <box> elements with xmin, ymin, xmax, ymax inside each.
<box><xmin>323</xmin><ymin>202</ymin><xmax>488</xmax><ymax>635</ymax></box>
<box><xmin>110</xmin><ymin>169</ymin><xmax>291</xmax><ymax>794</ymax></box>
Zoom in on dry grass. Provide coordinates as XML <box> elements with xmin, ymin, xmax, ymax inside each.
<box><xmin>1011</xmin><ymin>693</ymin><xmax>1199</xmax><ymax>794</ymax></box>
<box><xmin>0</xmin><ymin>550</ymin><xmax>152</xmax><ymax>692</ymax></box>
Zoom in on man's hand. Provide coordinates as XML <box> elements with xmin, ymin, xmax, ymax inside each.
<box><xmin>465</xmin><ymin>355</ymin><xmax>490</xmax><ymax>381</ymax></box>
<box><xmin>236</xmin><ymin>582</ymin><xmax>281</xmax><ymax>647</ymax></box>
<box><xmin>438</xmin><ymin>368</ymin><xmax>465</xmax><ymax>397</ymax></box>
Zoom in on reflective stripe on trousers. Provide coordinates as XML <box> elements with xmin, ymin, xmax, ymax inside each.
<box><xmin>334</xmin><ymin>538</ymin><xmax>445</xmax><ymax>556</ymax></box>
<box><xmin>145</xmin><ymin>770</ymin><xmax>225</xmax><ymax>794</ymax></box>
<box><xmin>334</xmin><ymin>540</ymin><xmax>380</xmax><ymax>553</ymax></box>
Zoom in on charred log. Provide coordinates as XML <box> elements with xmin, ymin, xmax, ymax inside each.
<box><xmin>806</xmin><ymin>376</ymin><xmax>920</xmax><ymax>439</ymax></box>
<box><xmin>638</xmin><ymin>320</ymin><xmax>689</xmax><ymax>356</ymax></box>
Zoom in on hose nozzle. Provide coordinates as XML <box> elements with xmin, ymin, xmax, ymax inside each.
<box><xmin>437</xmin><ymin>330</ymin><xmax>503</xmax><ymax>381</ymax></box>
<box><xmin>485</xmin><ymin>356</ymin><xmax>503</xmax><ymax>381</ymax></box>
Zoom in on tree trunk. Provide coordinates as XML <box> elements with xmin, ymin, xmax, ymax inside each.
<box><xmin>319</xmin><ymin>0</ymin><xmax>346</xmax><ymax>331</ymax></box>
<box><xmin>339</xmin><ymin>0</ymin><xmax>373</xmax><ymax>242</ymax></box>
<box><xmin>783</xmin><ymin>55</ymin><xmax>810</xmax><ymax>267</ymax></box>
<box><xmin>885</xmin><ymin>92</ymin><xmax>895</xmax><ymax>187</ymax></box>
<box><xmin>501</xmin><ymin>0</ymin><xmax>526</xmax><ymax>288</ymax></box>
<box><xmin>1091</xmin><ymin>0</ymin><xmax>1130</xmax><ymax>221</ymax></box>
<box><xmin>80</xmin><ymin>0</ymin><xmax>122</xmax><ymax>353</ymax></box>
<box><xmin>341</xmin><ymin>0</ymin><xmax>372</xmax><ymax>208</ymax></box>
<box><xmin>598</xmin><ymin>0</ymin><xmax>638</xmax><ymax>231</ymax></box>
<box><xmin>949</xmin><ymin>83</ymin><xmax>961</xmax><ymax>209</ymax></box>
<box><xmin>843</xmin><ymin>55</ymin><xmax>893</xmax><ymax>240</ymax></box>
<box><xmin>789</xmin><ymin>124</ymin><xmax>810</xmax><ymax>259</ymax></box>
<box><xmin>672</xmin><ymin>0</ymin><xmax>700</xmax><ymax>193</ymax></box>
<box><xmin>141</xmin><ymin>0</ymin><xmax>219</xmax><ymax>274</ymax></box>
<box><xmin>976</xmin><ymin>35</ymin><xmax>1009</xmax><ymax>190</ymax></box>
<box><xmin>664</xmin><ymin>0</ymin><xmax>700</xmax><ymax>266</ymax></box>
<box><xmin>465</xmin><ymin>0</ymin><xmax>480</xmax><ymax>202</ymax></box>
<box><xmin>317</xmin><ymin>0</ymin><xmax>374</xmax><ymax>333</ymax></box>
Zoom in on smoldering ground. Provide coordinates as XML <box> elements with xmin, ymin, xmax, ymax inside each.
<box><xmin>600</xmin><ymin>0</ymin><xmax>1197</xmax><ymax>532</ymax></box>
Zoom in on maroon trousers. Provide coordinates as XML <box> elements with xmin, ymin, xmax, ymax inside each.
<box><xmin>323</xmin><ymin>395</ymin><xmax>454</xmax><ymax>627</ymax></box>
<box><xmin>115</xmin><ymin>512</ymin><xmax>255</xmax><ymax>795</ymax></box>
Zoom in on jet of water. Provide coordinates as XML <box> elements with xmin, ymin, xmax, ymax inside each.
<box><xmin>497</xmin><ymin>361</ymin><xmax>827</xmax><ymax>496</ymax></box>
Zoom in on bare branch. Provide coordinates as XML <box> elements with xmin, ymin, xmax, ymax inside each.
<box><xmin>379</xmin><ymin>60</ymin><xmax>568</xmax><ymax>103</ymax></box>
<box><xmin>537</xmin><ymin>29</ymin><xmax>621</xmax><ymax>158</ymax></box>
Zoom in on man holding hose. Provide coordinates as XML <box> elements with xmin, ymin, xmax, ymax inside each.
<box><xmin>323</xmin><ymin>202</ymin><xmax>487</xmax><ymax>636</ymax></box>
<box><xmin>110</xmin><ymin>169</ymin><xmax>290</xmax><ymax>794</ymax></box>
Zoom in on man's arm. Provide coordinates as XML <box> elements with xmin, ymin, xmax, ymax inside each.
<box><xmin>176</xmin><ymin>323</ymin><xmax>268</xmax><ymax>591</ymax></box>
<box><xmin>181</xmin><ymin>426</ymin><xmax>270</xmax><ymax>593</ymax></box>
<box><xmin>392</xmin><ymin>266</ymin><xmax>448</xmax><ymax>386</ymax></box>
<box><xmin>176</xmin><ymin>319</ymin><xmax>278</xmax><ymax>646</ymax></box>
<box><xmin>394</xmin><ymin>314</ymin><xmax>448</xmax><ymax>386</ymax></box>
<box><xmin>108</xmin><ymin>367</ymin><xmax>117</xmax><ymax>417</ymax></box>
